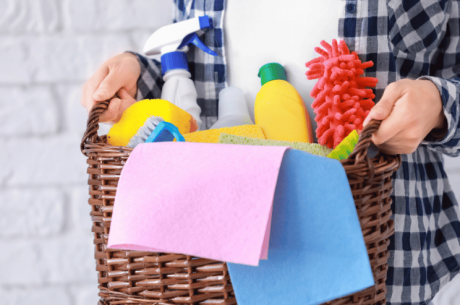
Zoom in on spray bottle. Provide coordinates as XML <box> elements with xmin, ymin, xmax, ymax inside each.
<box><xmin>210</xmin><ymin>86</ymin><xmax>253</xmax><ymax>129</ymax></box>
<box><xmin>143</xmin><ymin>16</ymin><xmax>218</xmax><ymax>129</ymax></box>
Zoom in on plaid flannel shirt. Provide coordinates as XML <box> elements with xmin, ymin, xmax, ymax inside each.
<box><xmin>133</xmin><ymin>1</ymin><xmax>460</xmax><ymax>304</ymax></box>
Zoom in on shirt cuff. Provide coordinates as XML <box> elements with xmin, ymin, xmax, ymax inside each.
<box><xmin>417</xmin><ymin>76</ymin><xmax>459</xmax><ymax>148</ymax></box>
<box><xmin>126</xmin><ymin>51</ymin><xmax>164</xmax><ymax>101</ymax></box>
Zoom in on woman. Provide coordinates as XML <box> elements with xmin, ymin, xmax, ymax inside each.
<box><xmin>81</xmin><ymin>1</ymin><xmax>460</xmax><ymax>304</ymax></box>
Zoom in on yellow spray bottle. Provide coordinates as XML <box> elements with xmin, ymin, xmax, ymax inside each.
<box><xmin>255</xmin><ymin>63</ymin><xmax>313</xmax><ymax>143</ymax></box>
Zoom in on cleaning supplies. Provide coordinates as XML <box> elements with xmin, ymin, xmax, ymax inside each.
<box><xmin>183</xmin><ymin>125</ymin><xmax>265</xmax><ymax>143</ymax></box>
<box><xmin>327</xmin><ymin>129</ymin><xmax>359</xmax><ymax>160</ymax></box>
<box><xmin>210</xmin><ymin>86</ymin><xmax>253</xmax><ymax>129</ymax></box>
<box><xmin>145</xmin><ymin>121</ymin><xmax>185</xmax><ymax>143</ymax></box>
<box><xmin>143</xmin><ymin>16</ymin><xmax>218</xmax><ymax>129</ymax></box>
<box><xmin>255</xmin><ymin>63</ymin><xmax>314</xmax><ymax>143</ymax></box>
<box><xmin>128</xmin><ymin>116</ymin><xmax>164</xmax><ymax>148</ymax></box>
<box><xmin>219</xmin><ymin>134</ymin><xmax>332</xmax><ymax>157</ymax></box>
<box><xmin>305</xmin><ymin>39</ymin><xmax>377</xmax><ymax>148</ymax></box>
<box><xmin>107</xmin><ymin>99</ymin><xmax>198</xmax><ymax>147</ymax></box>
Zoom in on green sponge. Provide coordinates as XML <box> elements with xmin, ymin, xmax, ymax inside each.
<box><xmin>327</xmin><ymin>130</ymin><xmax>359</xmax><ymax>160</ymax></box>
<box><xmin>218</xmin><ymin>134</ymin><xmax>333</xmax><ymax>157</ymax></box>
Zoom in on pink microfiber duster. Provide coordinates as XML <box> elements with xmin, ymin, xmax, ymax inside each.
<box><xmin>306</xmin><ymin>39</ymin><xmax>378</xmax><ymax>148</ymax></box>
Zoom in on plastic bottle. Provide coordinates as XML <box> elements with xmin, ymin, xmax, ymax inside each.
<box><xmin>143</xmin><ymin>16</ymin><xmax>218</xmax><ymax>130</ymax></box>
<box><xmin>210</xmin><ymin>86</ymin><xmax>253</xmax><ymax>129</ymax></box>
<box><xmin>255</xmin><ymin>63</ymin><xmax>314</xmax><ymax>143</ymax></box>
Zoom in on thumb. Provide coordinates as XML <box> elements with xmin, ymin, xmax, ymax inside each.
<box><xmin>363</xmin><ymin>83</ymin><xmax>403</xmax><ymax>126</ymax></box>
<box><xmin>93</xmin><ymin>69</ymin><xmax>127</xmax><ymax>101</ymax></box>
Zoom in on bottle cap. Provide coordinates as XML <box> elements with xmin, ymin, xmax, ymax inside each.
<box><xmin>258</xmin><ymin>63</ymin><xmax>287</xmax><ymax>86</ymax></box>
<box><xmin>161</xmin><ymin>51</ymin><xmax>189</xmax><ymax>74</ymax></box>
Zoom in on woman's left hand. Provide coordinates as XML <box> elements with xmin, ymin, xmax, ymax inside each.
<box><xmin>363</xmin><ymin>79</ymin><xmax>447</xmax><ymax>154</ymax></box>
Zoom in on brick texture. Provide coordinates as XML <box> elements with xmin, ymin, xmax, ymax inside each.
<box><xmin>0</xmin><ymin>188</ymin><xmax>64</xmax><ymax>237</ymax></box>
<box><xmin>2</xmin><ymin>287</ymin><xmax>72</xmax><ymax>305</ymax></box>
<box><xmin>0</xmin><ymin>87</ymin><xmax>58</xmax><ymax>136</ymax></box>
<box><xmin>0</xmin><ymin>0</ymin><xmax>60</xmax><ymax>34</ymax></box>
<box><xmin>0</xmin><ymin>0</ymin><xmax>171</xmax><ymax>303</ymax></box>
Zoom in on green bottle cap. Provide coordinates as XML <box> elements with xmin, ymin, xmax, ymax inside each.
<box><xmin>258</xmin><ymin>63</ymin><xmax>287</xmax><ymax>86</ymax></box>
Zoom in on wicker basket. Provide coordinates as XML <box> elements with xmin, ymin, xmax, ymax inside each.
<box><xmin>81</xmin><ymin>100</ymin><xmax>401</xmax><ymax>305</ymax></box>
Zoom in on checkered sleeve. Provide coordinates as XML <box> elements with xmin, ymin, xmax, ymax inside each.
<box><xmin>419</xmin><ymin>76</ymin><xmax>460</xmax><ymax>157</ymax></box>
<box><xmin>417</xmin><ymin>0</ymin><xmax>460</xmax><ymax>157</ymax></box>
<box><xmin>128</xmin><ymin>52</ymin><xmax>164</xmax><ymax>101</ymax></box>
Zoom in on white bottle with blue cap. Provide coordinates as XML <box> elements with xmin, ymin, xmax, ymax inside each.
<box><xmin>143</xmin><ymin>16</ymin><xmax>218</xmax><ymax>130</ymax></box>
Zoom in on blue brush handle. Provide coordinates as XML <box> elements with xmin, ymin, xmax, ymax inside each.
<box><xmin>145</xmin><ymin>121</ymin><xmax>185</xmax><ymax>143</ymax></box>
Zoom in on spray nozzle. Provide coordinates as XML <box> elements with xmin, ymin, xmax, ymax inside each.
<box><xmin>143</xmin><ymin>15</ymin><xmax>217</xmax><ymax>56</ymax></box>
<box><xmin>178</xmin><ymin>33</ymin><xmax>218</xmax><ymax>56</ymax></box>
<box><xmin>143</xmin><ymin>15</ymin><xmax>218</xmax><ymax>75</ymax></box>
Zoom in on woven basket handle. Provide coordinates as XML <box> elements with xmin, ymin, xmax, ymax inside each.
<box><xmin>346</xmin><ymin>119</ymin><xmax>383</xmax><ymax>180</ymax></box>
<box><xmin>80</xmin><ymin>99</ymin><xmax>111</xmax><ymax>153</ymax></box>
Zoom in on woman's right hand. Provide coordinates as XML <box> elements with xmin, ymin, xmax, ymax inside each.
<box><xmin>81</xmin><ymin>52</ymin><xmax>140</xmax><ymax>123</ymax></box>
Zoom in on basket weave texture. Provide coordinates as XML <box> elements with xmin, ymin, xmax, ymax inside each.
<box><xmin>81</xmin><ymin>100</ymin><xmax>401</xmax><ymax>305</ymax></box>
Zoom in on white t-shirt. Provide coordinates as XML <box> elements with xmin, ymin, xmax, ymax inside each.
<box><xmin>224</xmin><ymin>1</ymin><xmax>342</xmax><ymax>132</ymax></box>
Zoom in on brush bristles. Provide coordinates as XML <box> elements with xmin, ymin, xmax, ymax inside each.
<box><xmin>127</xmin><ymin>116</ymin><xmax>164</xmax><ymax>148</ymax></box>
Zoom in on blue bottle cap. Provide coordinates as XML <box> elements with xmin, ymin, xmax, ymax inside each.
<box><xmin>161</xmin><ymin>51</ymin><xmax>189</xmax><ymax>75</ymax></box>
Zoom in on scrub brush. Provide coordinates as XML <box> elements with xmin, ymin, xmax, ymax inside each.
<box><xmin>127</xmin><ymin>116</ymin><xmax>164</xmax><ymax>147</ymax></box>
<box><xmin>107</xmin><ymin>99</ymin><xmax>198</xmax><ymax>147</ymax></box>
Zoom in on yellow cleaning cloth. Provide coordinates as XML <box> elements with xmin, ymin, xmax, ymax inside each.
<box><xmin>183</xmin><ymin>125</ymin><xmax>266</xmax><ymax>143</ymax></box>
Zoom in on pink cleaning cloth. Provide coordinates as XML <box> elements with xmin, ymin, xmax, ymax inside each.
<box><xmin>107</xmin><ymin>142</ymin><xmax>288</xmax><ymax>266</ymax></box>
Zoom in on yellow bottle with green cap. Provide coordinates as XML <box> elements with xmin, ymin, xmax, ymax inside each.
<box><xmin>255</xmin><ymin>63</ymin><xmax>313</xmax><ymax>143</ymax></box>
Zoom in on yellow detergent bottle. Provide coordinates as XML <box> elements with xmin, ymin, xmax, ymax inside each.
<box><xmin>255</xmin><ymin>63</ymin><xmax>313</xmax><ymax>143</ymax></box>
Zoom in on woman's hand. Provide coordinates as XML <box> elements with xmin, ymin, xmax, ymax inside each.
<box><xmin>81</xmin><ymin>52</ymin><xmax>140</xmax><ymax>123</ymax></box>
<box><xmin>363</xmin><ymin>79</ymin><xmax>447</xmax><ymax>155</ymax></box>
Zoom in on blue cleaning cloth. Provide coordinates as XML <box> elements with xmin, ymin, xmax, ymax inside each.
<box><xmin>227</xmin><ymin>149</ymin><xmax>374</xmax><ymax>305</ymax></box>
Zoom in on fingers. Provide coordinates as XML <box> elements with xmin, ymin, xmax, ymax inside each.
<box><xmin>372</xmin><ymin>96</ymin><xmax>407</xmax><ymax>145</ymax></box>
<box><xmin>98</xmin><ymin>89</ymin><xmax>137</xmax><ymax>123</ymax></box>
<box><xmin>363</xmin><ymin>81</ymin><xmax>409</xmax><ymax>149</ymax></box>
<box><xmin>118</xmin><ymin>88</ymin><xmax>137</xmax><ymax>117</ymax></box>
<box><xmin>126</xmin><ymin>84</ymin><xmax>137</xmax><ymax>99</ymax></box>
<box><xmin>81</xmin><ymin>66</ymin><xmax>109</xmax><ymax>113</ymax></box>
<box><xmin>363</xmin><ymin>82</ymin><xmax>404</xmax><ymax>126</ymax></box>
<box><xmin>93</xmin><ymin>68</ymin><xmax>130</xmax><ymax>102</ymax></box>
<box><xmin>99</xmin><ymin>98</ymin><xmax>121</xmax><ymax>123</ymax></box>
<box><xmin>374</xmin><ymin>132</ymin><xmax>419</xmax><ymax>155</ymax></box>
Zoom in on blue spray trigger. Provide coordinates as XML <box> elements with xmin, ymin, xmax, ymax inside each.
<box><xmin>145</xmin><ymin>121</ymin><xmax>185</xmax><ymax>143</ymax></box>
<box><xmin>178</xmin><ymin>33</ymin><xmax>218</xmax><ymax>56</ymax></box>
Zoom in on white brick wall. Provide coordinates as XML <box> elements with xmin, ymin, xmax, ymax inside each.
<box><xmin>0</xmin><ymin>1</ymin><xmax>459</xmax><ymax>304</ymax></box>
<box><xmin>0</xmin><ymin>0</ymin><xmax>172</xmax><ymax>303</ymax></box>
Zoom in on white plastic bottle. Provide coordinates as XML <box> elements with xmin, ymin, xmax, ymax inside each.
<box><xmin>161</xmin><ymin>68</ymin><xmax>201</xmax><ymax>129</ymax></box>
<box><xmin>210</xmin><ymin>86</ymin><xmax>253</xmax><ymax>129</ymax></box>
<box><xmin>143</xmin><ymin>16</ymin><xmax>218</xmax><ymax>130</ymax></box>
